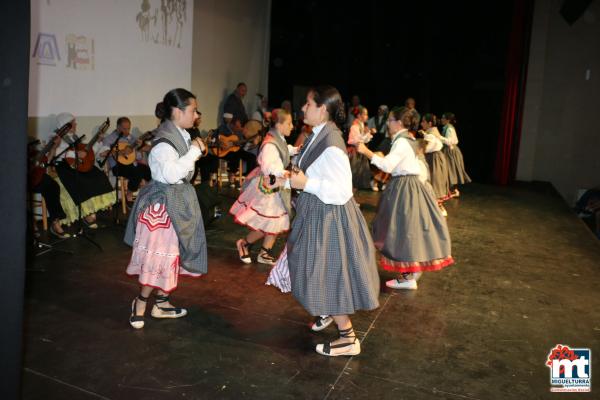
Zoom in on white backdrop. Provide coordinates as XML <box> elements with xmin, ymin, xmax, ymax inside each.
<box><xmin>29</xmin><ymin>0</ymin><xmax>193</xmax><ymax>117</ymax></box>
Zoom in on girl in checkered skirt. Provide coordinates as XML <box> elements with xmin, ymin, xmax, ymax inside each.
<box><xmin>440</xmin><ymin>112</ymin><xmax>471</xmax><ymax>198</ymax></box>
<box><xmin>288</xmin><ymin>86</ymin><xmax>380</xmax><ymax>357</ymax></box>
<box><xmin>357</xmin><ymin>107</ymin><xmax>454</xmax><ymax>291</ymax></box>
<box><xmin>125</xmin><ymin>89</ymin><xmax>207</xmax><ymax>329</ymax></box>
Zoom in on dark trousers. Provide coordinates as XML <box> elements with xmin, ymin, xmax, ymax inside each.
<box><xmin>112</xmin><ymin>162</ymin><xmax>151</xmax><ymax>192</ymax></box>
<box><xmin>194</xmin><ymin>153</ymin><xmax>219</xmax><ymax>182</ymax></box>
<box><xmin>224</xmin><ymin>150</ymin><xmax>256</xmax><ymax>174</ymax></box>
<box><xmin>31</xmin><ymin>174</ymin><xmax>66</xmax><ymax>221</ymax></box>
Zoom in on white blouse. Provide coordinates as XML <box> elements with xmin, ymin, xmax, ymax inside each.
<box><xmin>370</xmin><ymin>129</ymin><xmax>422</xmax><ymax>177</ymax></box>
<box><xmin>299</xmin><ymin>123</ymin><xmax>353</xmax><ymax>205</ymax></box>
<box><xmin>424</xmin><ymin>127</ymin><xmax>443</xmax><ymax>153</ymax></box>
<box><xmin>148</xmin><ymin>125</ymin><xmax>202</xmax><ymax>184</ymax></box>
<box><xmin>440</xmin><ymin>124</ymin><xmax>459</xmax><ymax>147</ymax></box>
<box><xmin>54</xmin><ymin>132</ymin><xmax>80</xmax><ymax>161</ymax></box>
<box><xmin>258</xmin><ymin>132</ymin><xmax>298</xmax><ymax>177</ymax></box>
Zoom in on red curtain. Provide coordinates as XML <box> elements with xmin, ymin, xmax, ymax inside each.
<box><xmin>494</xmin><ymin>0</ymin><xmax>534</xmax><ymax>185</ymax></box>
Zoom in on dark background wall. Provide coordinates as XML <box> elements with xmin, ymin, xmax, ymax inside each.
<box><xmin>268</xmin><ymin>0</ymin><xmax>514</xmax><ymax>183</ymax></box>
<box><xmin>0</xmin><ymin>1</ymin><xmax>29</xmax><ymax>398</ymax></box>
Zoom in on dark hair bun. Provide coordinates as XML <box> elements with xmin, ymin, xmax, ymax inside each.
<box><xmin>154</xmin><ymin>102</ymin><xmax>166</xmax><ymax>119</ymax></box>
<box><xmin>160</xmin><ymin>88</ymin><xmax>196</xmax><ymax>121</ymax></box>
<box><xmin>311</xmin><ymin>85</ymin><xmax>346</xmax><ymax>127</ymax></box>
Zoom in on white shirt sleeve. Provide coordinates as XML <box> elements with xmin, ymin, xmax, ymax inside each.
<box><xmin>149</xmin><ymin>142</ymin><xmax>201</xmax><ymax>184</ymax></box>
<box><xmin>93</xmin><ymin>142</ymin><xmax>110</xmax><ymax>161</ymax></box>
<box><xmin>258</xmin><ymin>143</ymin><xmax>286</xmax><ymax>177</ymax></box>
<box><xmin>288</xmin><ymin>145</ymin><xmax>299</xmax><ymax>156</ymax></box>
<box><xmin>54</xmin><ymin>138</ymin><xmax>76</xmax><ymax>160</ymax></box>
<box><xmin>303</xmin><ymin>146</ymin><xmax>353</xmax><ymax>205</ymax></box>
<box><xmin>370</xmin><ymin>138</ymin><xmax>409</xmax><ymax>174</ymax></box>
<box><xmin>441</xmin><ymin>126</ymin><xmax>459</xmax><ymax>146</ymax></box>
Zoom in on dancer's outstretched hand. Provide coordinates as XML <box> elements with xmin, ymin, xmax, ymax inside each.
<box><xmin>290</xmin><ymin>170</ymin><xmax>307</xmax><ymax>190</ymax></box>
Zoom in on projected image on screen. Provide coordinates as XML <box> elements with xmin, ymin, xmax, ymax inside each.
<box><xmin>29</xmin><ymin>0</ymin><xmax>193</xmax><ymax>117</ymax></box>
<box><xmin>136</xmin><ymin>0</ymin><xmax>188</xmax><ymax>48</ymax></box>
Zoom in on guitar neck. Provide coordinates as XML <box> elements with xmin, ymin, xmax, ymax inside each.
<box><xmin>34</xmin><ymin>141</ymin><xmax>55</xmax><ymax>162</ymax></box>
<box><xmin>86</xmin><ymin>132</ymin><xmax>102</xmax><ymax>151</ymax></box>
<box><xmin>86</xmin><ymin>119</ymin><xmax>110</xmax><ymax>151</ymax></box>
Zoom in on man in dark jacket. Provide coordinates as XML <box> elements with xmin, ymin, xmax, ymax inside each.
<box><xmin>223</xmin><ymin>82</ymin><xmax>248</xmax><ymax>125</ymax></box>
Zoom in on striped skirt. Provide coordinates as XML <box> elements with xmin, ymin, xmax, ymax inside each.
<box><xmin>126</xmin><ymin>203</ymin><xmax>201</xmax><ymax>292</ymax></box>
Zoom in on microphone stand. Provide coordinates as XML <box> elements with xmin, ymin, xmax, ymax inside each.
<box><xmin>68</xmin><ymin>135</ymin><xmax>103</xmax><ymax>252</ymax></box>
<box><xmin>99</xmin><ymin>131</ymin><xmax>124</xmax><ymax>225</ymax></box>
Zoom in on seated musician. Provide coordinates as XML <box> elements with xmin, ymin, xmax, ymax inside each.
<box><xmin>216</xmin><ymin>114</ymin><xmax>257</xmax><ymax>187</ymax></box>
<box><xmin>102</xmin><ymin>117</ymin><xmax>151</xmax><ymax>203</ymax></box>
<box><xmin>28</xmin><ymin>138</ymin><xmax>70</xmax><ymax>238</ymax></box>
<box><xmin>49</xmin><ymin>112</ymin><xmax>115</xmax><ymax>228</ymax></box>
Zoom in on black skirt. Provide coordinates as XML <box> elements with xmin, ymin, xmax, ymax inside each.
<box><xmin>55</xmin><ymin>162</ymin><xmax>113</xmax><ymax>205</ymax></box>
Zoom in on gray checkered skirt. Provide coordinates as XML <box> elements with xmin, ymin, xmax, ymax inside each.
<box><xmin>372</xmin><ymin>175</ymin><xmax>452</xmax><ymax>262</ymax></box>
<box><xmin>287</xmin><ymin>192</ymin><xmax>380</xmax><ymax>316</ymax></box>
<box><xmin>443</xmin><ymin>146</ymin><xmax>471</xmax><ymax>186</ymax></box>
<box><xmin>426</xmin><ymin>151</ymin><xmax>450</xmax><ymax>199</ymax></box>
<box><xmin>349</xmin><ymin>150</ymin><xmax>372</xmax><ymax>189</ymax></box>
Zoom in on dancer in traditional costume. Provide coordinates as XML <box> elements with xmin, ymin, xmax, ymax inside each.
<box><xmin>440</xmin><ymin>112</ymin><xmax>471</xmax><ymax>197</ymax></box>
<box><xmin>421</xmin><ymin>113</ymin><xmax>451</xmax><ymax>216</ymax></box>
<box><xmin>230</xmin><ymin>108</ymin><xmax>297</xmax><ymax>265</ymax></box>
<box><xmin>357</xmin><ymin>106</ymin><xmax>454</xmax><ymax>291</ymax></box>
<box><xmin>288</xmin><ymin>86</ymin><xmax>380</xmax><ymax>357</ymax></box>
<box><xmin>124</xmin><ymin>89</ymin><xmax>207</xmax><ymax>329</ymax></box>
<box><xmin>347</xmin><ymin>106</ymin><xmax>376</xmax><ymax>191</ymax></box>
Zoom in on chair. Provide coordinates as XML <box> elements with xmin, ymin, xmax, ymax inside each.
<box><xmin>118</xmin><ymin>177</ymin><xmax>129</xmax><ymax>215</ymax></box>
<box><xmin>216</xmin><ymin>159</ymin><xmax>244</xmax><ymax>189</ymax></box>
<box><xmin>30</xmin><ymin>193</ymin><xmax>48</xmax><ymax>231</ymax></box>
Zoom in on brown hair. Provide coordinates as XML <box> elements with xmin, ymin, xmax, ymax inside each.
<box><xmin>270</xmin><ymin>108</ymin><xmax>291</xmax><ymax>127</ymax></box>
<box><xmin>389</xmin><ymin>106</ymin><xmax>418</xmax><ymax>131</ymax></box>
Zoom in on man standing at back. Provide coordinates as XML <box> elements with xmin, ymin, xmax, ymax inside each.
<box><xmin>224</xmin><ymin>82</ymin><xmax>249</xmax><ymax>125</ymax></box>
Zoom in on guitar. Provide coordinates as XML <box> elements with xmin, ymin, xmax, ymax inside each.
<box><xmin>108</xmin><ymin>131</ymin><xmax>155</xmax><ymax>166</ymax></box>
<box><xmin>28</xmin><ymin>122</ymin><xmax>73</xmax><ymax>187</ymax></box>
<box><xmin>211</xmin><ymin>132</ymin><xmax>262</xmax><ymax>157</ymax></box>
<box><xmin>65</xmin><ymin>118</ymin><xmax>110</xmax><ymax>172</ymax></box>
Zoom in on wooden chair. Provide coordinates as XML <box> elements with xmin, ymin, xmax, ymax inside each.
<box><xmin>30</xmin><ymin>193</ymin><xmax>48</xmax><ymax>231</ymax></box>
<box><xmin>118</xmin><ymin>177</ymin><xmax>128</xmax><ymax>215</ymax></box>
<box><xmin>216</xmin><ymin>159</ymin><xmax>244</xmax><ymax>189</ymax></box>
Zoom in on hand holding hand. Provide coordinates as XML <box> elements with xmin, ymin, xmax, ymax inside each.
<box><xmin>290</xmin><ymin>170</ymin><xmax>307</xmax><ymax>190</ymax></box>
<box><xmin>356</xmin><ymin>142</ymin><xmax>368</xmax><ymax>155</ymax></box>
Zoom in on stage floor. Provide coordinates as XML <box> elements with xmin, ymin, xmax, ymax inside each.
<box><xmin>23</xmin><ymin>183</ymin><xmax>600</xmax><ymax>399</ymax></box>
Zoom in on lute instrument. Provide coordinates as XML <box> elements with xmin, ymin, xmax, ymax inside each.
<box><xmin>28</xmin><ymin>122</ymin><xmax>73</xmax><ymax>187</ymax></box>
<box><xmin>65</xmin><ymin>118</ymin><xmax>110</xmax><ymax>172</ymax></box>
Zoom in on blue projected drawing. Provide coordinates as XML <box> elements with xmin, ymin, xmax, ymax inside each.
<box><xmin>32</xmin><ymin>33</ymin><xmax>61</xmax><ymax>66</ymax></box>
